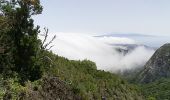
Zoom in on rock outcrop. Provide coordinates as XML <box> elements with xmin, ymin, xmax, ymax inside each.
<box><xmin>137</xmin><ymin>43</ymin><xmax>170</xmax><ymax>83</ymax></box>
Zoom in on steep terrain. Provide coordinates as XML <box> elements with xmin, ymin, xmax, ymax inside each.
<box><xmin>0</xmin><ymin>52</ymin><xmax>143</xmax><ymax>100</ymax></box>
<box><xmin>0</xmin><ymin>43</ymin><xmax>147</xmax><ymax>98</ymax></box>
<box><xmin>140</xmin><ymin>78</ymin><xmax>170</xmax><ymax>100</ymax></box>
<box><xmin>137</xmin><ymin>43</ymin><xmax>170</xmax><ymax>83</ymax></box>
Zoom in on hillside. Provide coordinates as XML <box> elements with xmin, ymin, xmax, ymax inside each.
<box><xmin>2</xmin><ymin>0</ymin><xmax>170</xmax><ymax>100</ymax></box>
<box><xmin>137</xmin><ymin>43</ymin><xmax>170</xmax><ymax>83</ymax></box>
<box><xmin>0</xmin><ymin>51</ymin><xmax>143</xmax><ymax>100</ymax></box>
<box><xmin>0</xmin><ymin>1</ymin><xmax>144</xmax><ymax>99</ymax></box>
<box><xmin>140</xmin><ymin>78</ymin><xmax>170</xmax><ymax>100</ymax></box>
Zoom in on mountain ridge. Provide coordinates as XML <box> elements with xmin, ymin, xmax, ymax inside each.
<box><xmin>137</xmin><ymin>43</ymin><xmax>170</xmax><ymax>83</ymax></box>
<box><xmin>94</xmin><ymin>33</ymin><xmax>155</xmax><ymax>38</ymax></box>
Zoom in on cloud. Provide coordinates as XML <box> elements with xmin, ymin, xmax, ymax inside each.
<box><xmin>115</xmin><ymin>46</ymin><xmax>155</xmax><ymax>71</ymax></box>
<box><xmin>42</xmin><ymin>32</ymin><xmax>155</xmax><ymax>72</ymax></box>
<box><xmin>97</xmin><ymin>36</ymin><xmax>137</xmax><ymax>44</ymax></box>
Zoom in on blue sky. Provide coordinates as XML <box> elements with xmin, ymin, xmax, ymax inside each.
<box><xmin>33</xmin><ymin>0</ymin><xmax>170</xmax><ymax>47</ymax></box>
<box><xmin>32</xmin><ymin>0</ymin><xmax>170</xmax><ymax>70</ymax></box>
<box><xmin>33</xmin><ymin>0</ymin><xmax>170</xmax><ymax>36</ymax></box>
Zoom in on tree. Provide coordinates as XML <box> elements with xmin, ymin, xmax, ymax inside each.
<box><xmin>0</xmin><ymin>0</ymin><xmax>43</xmax><ymax>84</ymax></box>
<box><xmin>0</xmin><ymin>5</ymin><xmax>14</xmax><ymax>77</ymax></box>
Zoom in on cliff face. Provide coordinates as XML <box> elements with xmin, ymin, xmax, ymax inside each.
<box><xmin>137</xmin><ymin>43</ymin><xmax>170</xmax><ymax>83</ymax></box>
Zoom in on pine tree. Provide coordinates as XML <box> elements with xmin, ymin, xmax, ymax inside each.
<box><xmin>0</xmin><ymin>0</ymin><xmax>43</xmax><ymax>84</ymax></box>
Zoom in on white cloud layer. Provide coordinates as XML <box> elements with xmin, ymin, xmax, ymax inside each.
<box><xmin>98</xmin><ymin>36</ymin><xmax>137</xmax><ymax>44</ymax></box>
<box><xmin>41</xmin><ymin>32</ymin><xmax>155</xmax><ymax>72</ymax></box>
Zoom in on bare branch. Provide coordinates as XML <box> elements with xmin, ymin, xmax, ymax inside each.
<box><xmin>41</xmin><ymin>28</ymin><xmax>48</xmax><ymax>48</ymax></box>
<box><xmin>46</xmin><ymin>45</ymin><xmax>54</xmax><ymax>51</ymax></box>
<box><xmin>43</xmin><ymin>35</ymin><xmax>56</xmax><ymax>49</ymax></box>
<box><xmin>40</xmin><ymin>27</ymin><xmax>56</xmax><ymax>51</ymax></box>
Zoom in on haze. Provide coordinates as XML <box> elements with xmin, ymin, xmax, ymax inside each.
<box><xmin>35</xmin><ymin>0</ymin><xmax>170</xmax><ymax>71</ymax></box>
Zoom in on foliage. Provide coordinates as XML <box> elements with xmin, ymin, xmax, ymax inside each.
<box><xmin>140</xmin><ymin>78</ymin><xmax>170</xmax><ymax>100</ymax></box>
<box><xmin>0</xmin><ymin>0</ymin><xmax>44</xmax><ymax>84</ymax></box>
<box><xmin>0</xmin><ymin>50</ymin><xmax>144</xmax><ymax>99</ymax></box>
<box><xmin>2</xmin><ymin>0</ymin><xmax>169</xmax><ymax>100</ymax></box>
<box><xmin>40</xmin><ymin>52</ymin><xmax>143</xmax><ymax>100</ymax></box>
<box><xmin>0</xmin><ymin>77</ymin><xmax>26</xmax><ymax>99</ymax></box>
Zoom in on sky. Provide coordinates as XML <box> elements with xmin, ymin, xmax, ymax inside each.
<box><xmin>35</xmin><ymin>0</ymin><xmax>170</xmax><ymax>71</ymax></box>
<box><xmin>33</xmin><ymin>0</ymin><xmax>170</xmax><ymax>36</ymax></box>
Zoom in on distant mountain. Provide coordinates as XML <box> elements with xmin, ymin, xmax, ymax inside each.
<box><xmin>112</xmin><ymin>44</ymin><xmax>155</xmax><ymax>56</ymax></box>
<box><xmin>95</xmin><ymin>33</ymin><xmax>154</xmax><ymax>38</ymax></box>
<box><xmin>95</xmin><ymin>33</ymin><xmax>157</xmax><ymax>54</ymax></box>
<box><xmin>94</xmin><ymin>33</ymin><xmax>164</xmax><ymax>47</ymax></box>
<box><xmin>137</xmin><ymin>43</ymin><xmax>170</xmax><ymax>83</ymax></box>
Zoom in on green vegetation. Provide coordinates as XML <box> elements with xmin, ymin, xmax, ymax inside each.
<box><xmin>0</xmin><ymin>0</ymin><xmax>142</xmax><ymax>99</ymax></box>
<box><xmin>40</xmin><ymin>52</ymin><xmax>143</xmax><ymax>99</ymax></box>
<box><xmin>1</xmin><ymin>0</ymin><xmax>170</xmax><ymax>100</ymax></box>
<box><xmin>140</xmin><ymin>78</ymin><xmax>170</xmax><ymax>100</ymax></box>
<box><xmin>0</xmin><ymin>0</ymin><xmax>43</xmax><ymax>84</ymax></box>
<box><xmin>0</xmin><ymin>51</ymin><xmax>143</xmax><ymax>99</ymax></box>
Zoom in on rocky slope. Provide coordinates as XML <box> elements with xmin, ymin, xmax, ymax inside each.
<box><xmin>137</xmin><ymin>43</ymin><xmax>170</xmax><ymax>83</ymax></box>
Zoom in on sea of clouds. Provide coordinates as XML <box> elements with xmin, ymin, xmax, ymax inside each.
<box><xmin>40</xmin><ymin>32</ymin><xmax>155</xmax><ymax>72</ymax></box>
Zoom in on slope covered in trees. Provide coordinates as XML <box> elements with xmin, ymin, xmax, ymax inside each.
<box><xmin>0</xmin><ymin>52</ymin><xmax>143</xmax><ymax>99</ymax></box>
<box><xmin>0</xmin><ymin>0</ymin><xmax>143</xmax><ymax>99</ymax></box>
<box><xmin>1</xmin><ymin>0</ymin><xmax>170</xmax><ymax>100</ymax></box>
